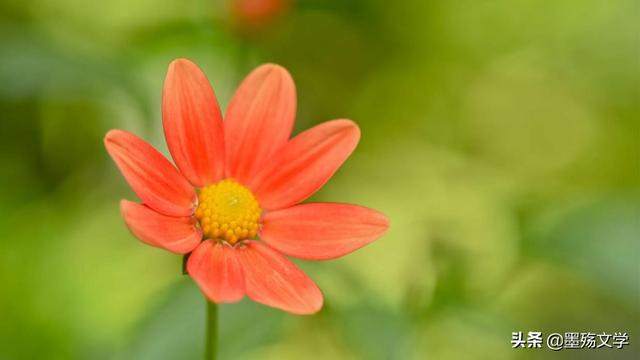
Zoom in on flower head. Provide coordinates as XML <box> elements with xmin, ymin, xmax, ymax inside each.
<box><xmin>105</xmin><ymin>59</ymin><xmax>389</xmax><ymax>314</ymax></box>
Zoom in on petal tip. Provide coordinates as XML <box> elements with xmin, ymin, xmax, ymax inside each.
<box><xmin>337</xmin><ymin>119</ymin><xmax>361</xmax><ymax>139</ymax></box>
<box><xmin>104</xmin><ymin>129</ymin><xmax>128</xmax><ymax>157</ymax></box>
<box><xmin>165</xmin><ymin>58</ymin><xmax>209</xmax><ymax>87</ymax></box>
<box><xmin>286</xmin><ymin>288</ymin><xmax>323</xmax><ymax>315</ymax></box>
<box><xmin>104</xmin><ymin>129</ymin><xmax>123</xmax><ymax>146</ymax></box>
<box><xmin>303</xmin><ymin>293</ymin><xmax>324</xmax><ymax>315</ymax></box>
<box><xmin>381</xmin><ymin>213</ymin><xmax>390</xmax><ymax>227</ymax></box>
<box><xmin>257</xmin><ymin>62</ymin><xmax>290</xmax><ymax>75</ymax></box>
<box><xmin>250</xmin><ymin>63</ymin><xmax>295</xmax><ymax>90</ymax></box>
<box><xmin>205</xmin><ymin>293</ymin><xmax>245</xmax><ymax>304</ymax></box>
<box><xmin>104</xmin><ymin>129</ymin><xmax>138</xmax><ymax>151</ymax></box>
<box><xmin>365</xmin><ymin>208</ymin><xmax>390</xmax><ymax>238</ymax></box>
<box><xmin>168</xmin><ymin>58</ymin><xmax>197</xmax><ymax>72</ymax></box>
<box><xmin>119</xmin><ymin>198</ymin><xmax>133</xmax><ymax>212</ymax></box>
<box><xmin>374</xmin><ymin>209</ymin><xmax>391</xmax><ymax>228</ymax></box>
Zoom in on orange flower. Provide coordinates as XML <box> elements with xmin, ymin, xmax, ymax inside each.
<box><xmin>104</xmin><ymin>59</ymin><xmax>389</xmax><ymax>314</ymax></box>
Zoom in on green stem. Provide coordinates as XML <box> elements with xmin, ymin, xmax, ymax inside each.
<box><xmin>205</xmin><ymin>300</ymin><xmax>218</xmax><ymax>360</ymax></box>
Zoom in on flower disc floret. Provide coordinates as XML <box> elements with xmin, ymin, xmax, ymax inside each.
<box><xmin>195</xmin><ymin>179</ymin><xmax>261</xmax><ymax>244</ymax></box>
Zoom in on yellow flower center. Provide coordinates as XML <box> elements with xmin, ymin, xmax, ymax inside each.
<box><xmin>195</xmin><ymin>179</ymin><xmax>262</xmax><ymax>245</ymax></box>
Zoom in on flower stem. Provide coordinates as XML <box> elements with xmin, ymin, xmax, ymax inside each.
<box><xmin>205</xmin><ymin>300</ymin><xmax>218</xmax><ymax>360</ymax></box>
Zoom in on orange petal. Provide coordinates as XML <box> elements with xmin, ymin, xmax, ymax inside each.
<box><xmin>237</xmin><ymin>241</ymin><xmax>323</xmax><ymax>314</ymax></box>
<box><xmin>260</xmin><ymin>203</ymin><xmax>389</xmax><ymax>260</ymax></box>
<box><xmin>163</xmin><ymin>59</ymin><xmax>225</xmax><ymax>187</ymax></box>
<box><xmin>224</xmin><ymin>64</ymin><xmax>296</xmax><ymax>184</ymax></box>
<box><xmin>251</xmin><ymin>119</ymin><xmax>360</xmax><ymax>210</ymax></box>
<box><xmin>104</xmin><ymin>130</ymin><xmax>196</xmax><ymax>216</ymax></box>
<box><xmin>187</xmin><ymin>240</ymin><xmax>245</xmax><ymax>303</ymax></box>
<box><xmin>120</xmin><ymin>200</ymin><xmax>202</xmax><ymax>254</ymax></box>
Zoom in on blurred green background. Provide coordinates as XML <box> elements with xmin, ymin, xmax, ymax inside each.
<box><xmin>1</xmin><ymin>0</ymin><xmax>638</xmax><ymax>359</ymax></box>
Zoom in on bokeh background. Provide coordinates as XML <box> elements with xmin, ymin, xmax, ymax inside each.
<box><xmin>1</xmin><ymin>0</ymin><xmax>638</xmax><ymax>359</ymax></box>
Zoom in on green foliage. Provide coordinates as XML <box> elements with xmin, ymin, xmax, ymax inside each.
<box><xmin>0</xmin><ymin>0</ymin><xmax>638</xmax><ymax>358</ymax></box>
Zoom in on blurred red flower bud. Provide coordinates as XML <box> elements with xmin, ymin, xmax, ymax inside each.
<box><xmin>231</xmin><ymin>0</ymin><xmax>291</xmax><ymax>29</ymax></box>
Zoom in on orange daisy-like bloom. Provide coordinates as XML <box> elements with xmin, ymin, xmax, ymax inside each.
<box><xmin>104</xmin><ymin>59</ymin><xmax>389</xmax><ymax>314</ymax></box>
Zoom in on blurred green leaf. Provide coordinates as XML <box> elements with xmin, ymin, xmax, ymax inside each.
<box><xmin>123</xmin><ymin>280</ymin><xmax>288</xmax><ymax>360</ymax></box>
<box><xmin>528</xmin><ymin>194</ymin><xmax>640</xmax><ymax>308</ymax></box>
